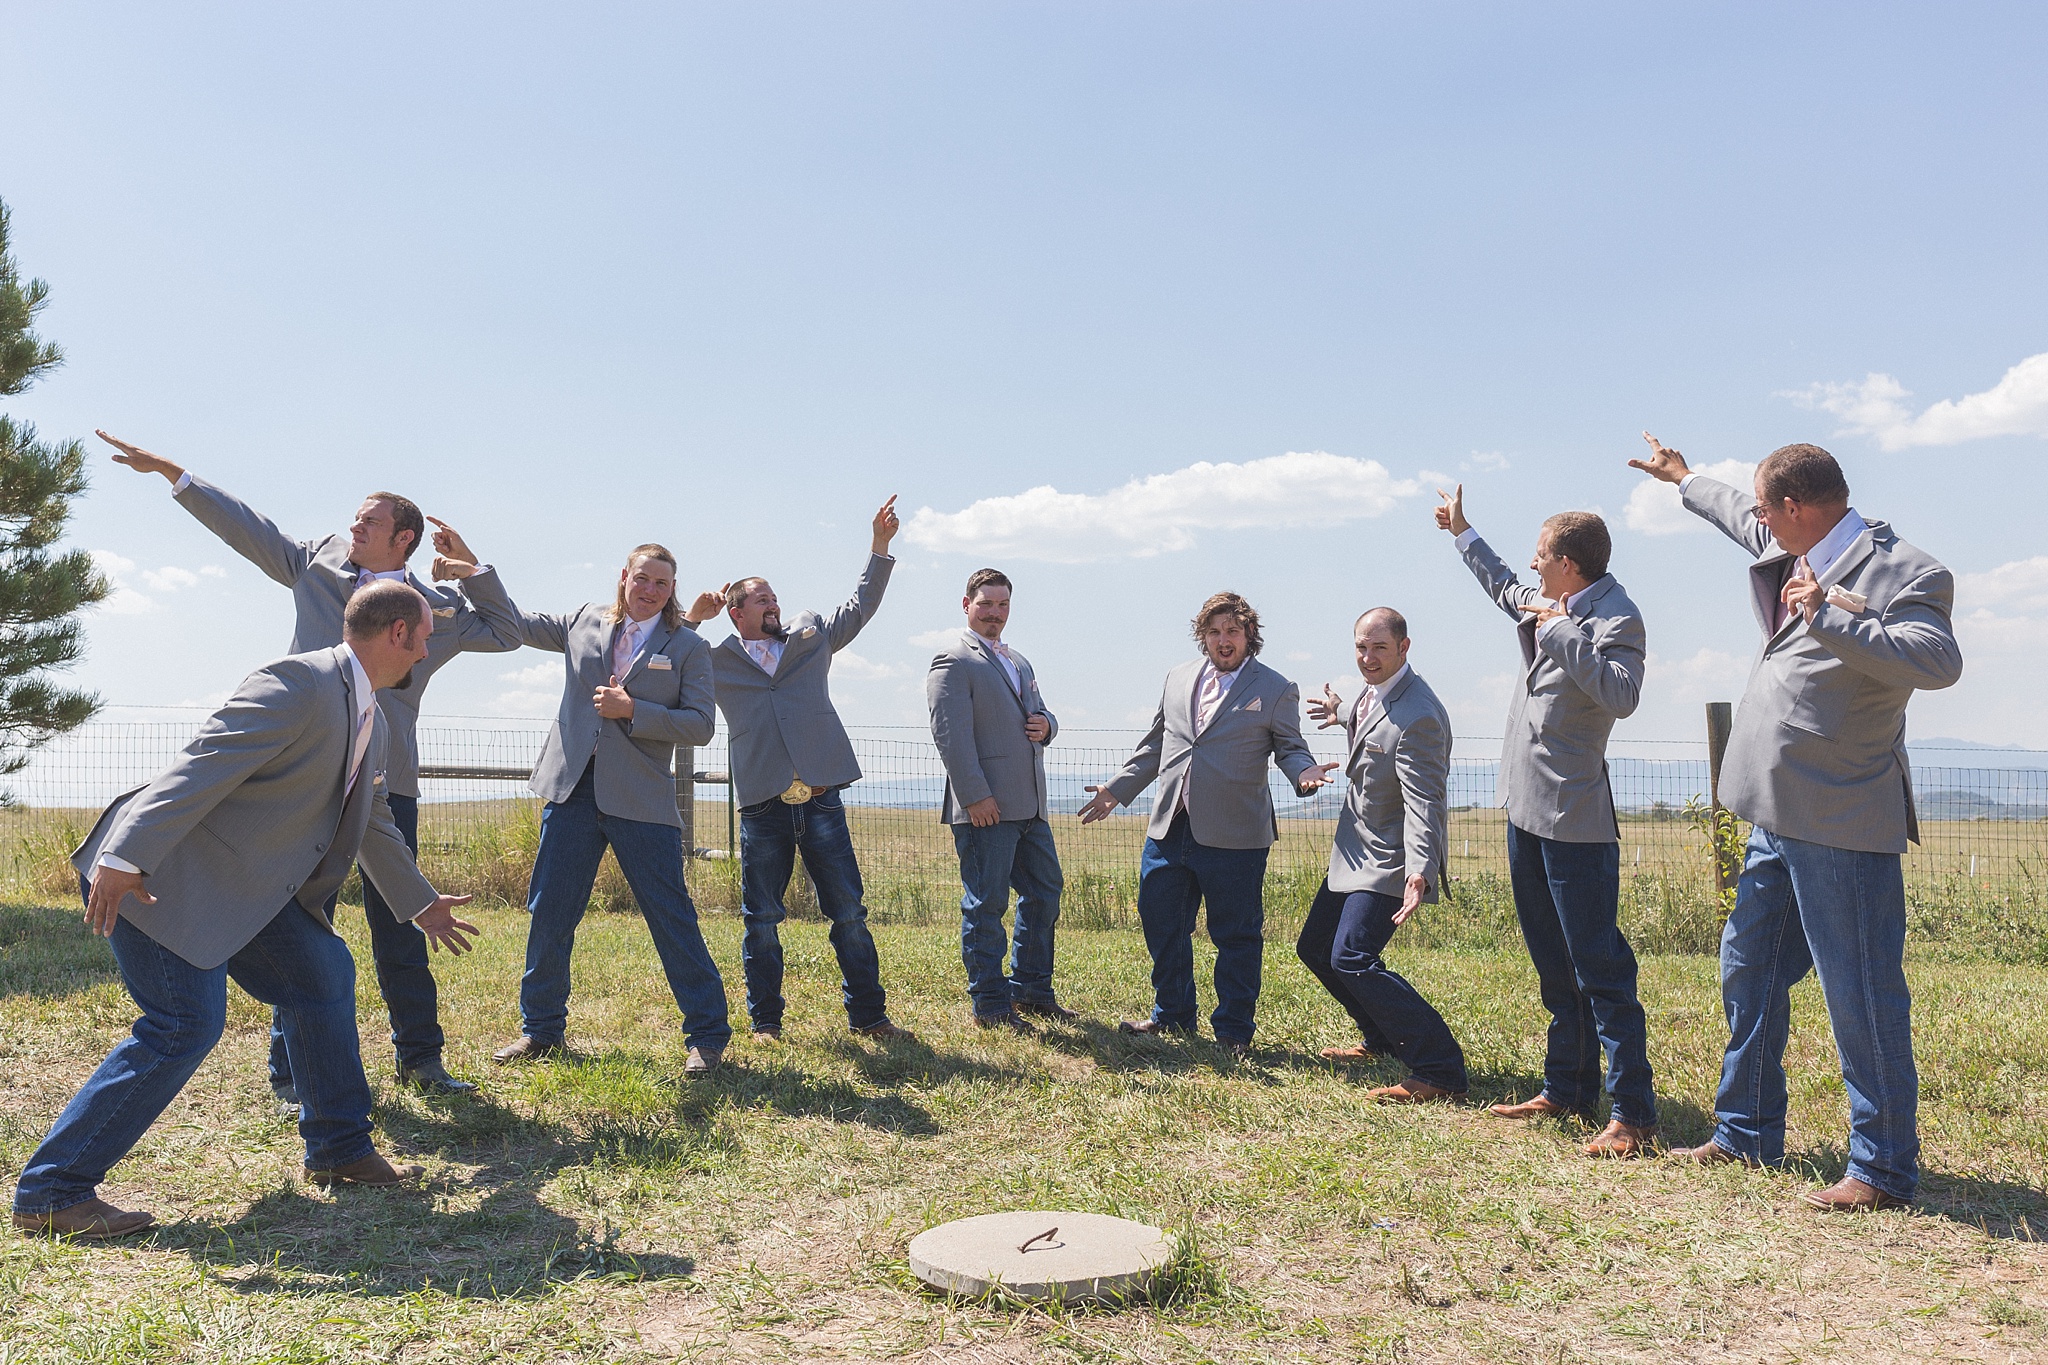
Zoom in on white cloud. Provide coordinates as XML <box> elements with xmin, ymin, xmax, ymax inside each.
<box><xmin>1623</xmin><ymin>459</ymin><xmax>1755</xmax><ymax>535</ymax></box>
<box><xmin>1461</xmin><ymin>450</ymin><xmax>1511</xmax><ymax>473</ymax></box>
<box><xmin>90</xmin><ymin>550</ymin><xmax>155</xmax><ymax>615</ymax></box>
<box><xmin>907</xmin><ymin>627</ymin><xmax>964</xmax><ymax>651</ymax></box>
<box><xmin>1913</xmin><ymin>555</ymin><xmax>2048</xmax><ymax>747</ymax></box>
<box><xmin>491</xmin><ymin>661</ymin><xmax>562</xmax><ymax>717</ymax></box>
<box><xmin>1784</xmin><ymin>351</ymin><xmax>2048</xmax><ymax>451</ymax></box>
<box><xmin>141</xmin><ymin>566</ymin><xmax>199</xmax><ymax>592</ymax></box>
<box><xmin>831</xmin><ymin>649</ymin><xmax>901</xmax><ymax>681</ymax></box>
<box><xmin>904</xmin><ymin>451</ymin><xmax>1421</xmax><ymax>563</ymax></box>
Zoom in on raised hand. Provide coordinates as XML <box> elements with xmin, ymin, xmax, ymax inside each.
<box><xmin>684</xmin><ymin>587</ymin><xmax>728</xmax><ymax>624</ymax></box>
<box><xmin>1078</xmin><ymin>784</ymin><xmax>1122</xmax><ymax>824</ymax></box>
<box><xmin>96</xmin><ymin>430</ymin><xmax>187</xmax><ymax>485</ymax></box>
<box><xmin>1298</xmin><ymin>760</ymin><xmax>1342</xmax><ymax>793</ymax></box>
<box><xmin>871</xmin><ymin>495</ymin><xmax>901</xmax><ymax>554</ymax></box>
<box><xmin>1781</xmin><ymin>556</ymin><xmax>1823</xmax><ymax>623</ymax></box>
<box><xmin>1520</xmin><ymin>601</ymin><xmax>1566</xmax><ymax>628</ymax></box>
<box><xmin>593</xmin><ymin>674</ymin><xmax>636</xmax><ymax>719</ymax></box>
<box><xmin>425</xmin><ymin>515</ymin><xmax>477</xmax><ymax>565</ymax></box>
<box><xmin>416</xmin><ymin>895</ymin><xmax>481</xmax><ymax>954</ymax></box>
<box><xmin>1307</xmin><ymin>682</ymin><xmax>1346</xmax><ymax>729</ymax></box>
<box><xmin>1629</xmin><ymin>431</ymin><xmax>1691</xmax><ymax>484</ymax></box>
<box><xmin>431</xmin><ymin>555</ymin><xmax>477</xmax><ymax>581</ymax></box>
<box><xmin>1433</xmin><ymin>484</ymin><xmax>1469</xmax><ymax>536</ymax></box>
<box><xmin>84</xmin><ymin>865</ymin><xmax>153</xmax><ymax>937</ymax></box>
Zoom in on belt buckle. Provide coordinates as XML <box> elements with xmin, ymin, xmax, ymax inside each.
<box><xmin>779</xmin><ymin>778</ymin><xmax>814</xmax><ymax>805</ymax></box>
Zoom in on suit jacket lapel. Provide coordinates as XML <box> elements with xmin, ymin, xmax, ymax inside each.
<box><xmin>722</xmin><ymin>633</ymin><xmax>771</xmax><ymax>679</ymax></box>
<box><xmin>1818</xmin><ymin>525</ymin><xmax>1877</xmax><ymax>591</ymax></box>
<box><xmin>1356</xmin><ymin>667</ymin><xmax>1412</xmax><ymax>736</ymax></box>
<box><xmin>1751</xmin><ymin>547</ymin><xmax>1796</xmax><ymax>639</ymax></box>
<box><xmin>334</xmin><ymin>646</ymin><xmax>362</xmax><ymax>793</ymax></box>
<box><xmin>968</xmin><ymin>635</ymin><xmax>1029</xmax><ymax>714</ymax></box>
<box><xmin>623</xmin><ymin>622</ymin><xmax>674</xmax><ymax>684</ymax></box>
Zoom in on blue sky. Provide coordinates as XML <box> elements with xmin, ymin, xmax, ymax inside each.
<box><xmin>6</xmin><ymin>3</ymin><xmax>2045</xmax><ymax>747</ymax></box>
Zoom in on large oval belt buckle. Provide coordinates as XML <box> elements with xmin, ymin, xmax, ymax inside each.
<box><xmin>779</xmin><ymin>778</ymin><xmax>814</xmax><ymax>805</ymax></box>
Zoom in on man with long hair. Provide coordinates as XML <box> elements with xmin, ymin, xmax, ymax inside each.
<box><xmin>445</xmin><ymin>544</ymin><xmax>731</xmax><ymax>1074</ymax></box>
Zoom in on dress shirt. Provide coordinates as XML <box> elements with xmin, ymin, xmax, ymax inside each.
<box><xmin>743</xmin><ymin>634</ymin><xmax>786</xmax><ymax>677</ymax></box>
<box><xmin>1353</xmin><ymin>663</ymin><xmax>1410</xmax><ymax>726</ymax></box>
<box><xmin>1676</xmin><ymin>473</ymin><xmax>1868</xmax><ymax>579</ymax></box>
<box><xmin>612</xmin><ymin>614</ymin><xmax>655</xmax><ymax>679</ymax></box>
<box><xmin>975</xmin><ymin>631</ymin><xmax>1022</xmax><ymax>691</ymax></box>
<box><xmin>100</xmin><ymin>645</ymin><xmax>376</xmax><ymax>874</ymax></box>
<box><xmin>1177</xmin><ymin>660</ymin><xmax>1244</xmax><ymax>817</ymax></box>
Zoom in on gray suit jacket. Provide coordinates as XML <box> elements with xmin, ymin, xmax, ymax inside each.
<box><xmin>1458</xmin><ymin>535</ymin><xmax>1646</xmax><ymax>843</ymax></box>
<box><xmin>1106</xmin><ymin>655</ymin><xmax>1319</xmax><ymax>849</ymax></box>
<box><xmin>1327</xmin><ymin>668</ymin><xmax>1451</xmax><ymax>900</ymax></box>
<box><xmin>1682</xmin><ymin>476</ymin><xmax>1963</xmax><ymax>853</ymax></box>
<box><xmin>512</xmin><ymin>603</ymin><xmax>716</xmax><ymax>826</ymax></box>
<box><xmin>926</xmin><ymin>631</ymin><xmax>1059</xmax><ymax>824</ymax></box>
<box><xmin>69</xmin><ymin>646</ymin><xmax>438</xmax><ymax>970</ymax></box>
<box><xmin>696</xmin><ymin>553</ymin><xmax>893</xmax><ymax>808</ymax></box>
<box><xmin>174</xmin><ymin>475</ymin><xmax>523</xmax><ymax>798</ymax></box>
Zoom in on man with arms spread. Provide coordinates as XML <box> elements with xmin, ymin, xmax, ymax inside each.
<box><xmin>679</xmin><ymin>498</ymin><xmax>912</xmax><ymax>1044</ymax></box>
<box><xmin>1632</xmin><ymin>434</ymin><xmax>1961</xmax><ymax>1210</ymax></box>
<box><xmin>13</xmin><ymin>581</ymin><xmax>480</xmax><ymax>1238</ymax></box>
<box><xmin>466</xmin><ymin>544</ymin><xmax>732</xmax><ymax>1074</ymax></box>
<box><xmin>100</xmin><ymin>431</ymin><xmax>521</xmax><ymax>1099</ymax></box>
<box><xmin>1435</xmin><ymin>486</ymin><xmax>1656</xmax><ymax>1157</ymax></box>
<box><xmin>1080</xmin><ymin>592</ymin><xmax>1334</xmax><ymax>1057</ymax></box>
<box><xmin>1297</xmin><ymin>608</ymin><xmax>1465</xmax><ymax>1104</ymax></box>
<box><xmin>927</xmin><ymin>568</ymin><xmax>1069</xmax><ymax>1032</ymax></box>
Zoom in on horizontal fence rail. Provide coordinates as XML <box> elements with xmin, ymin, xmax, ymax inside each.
<box><xmin>4</xmin><ymin>715</ymin><xmax>2043</xmax><ymax>929</ymax></box>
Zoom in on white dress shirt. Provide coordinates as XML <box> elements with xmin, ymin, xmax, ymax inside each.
<box><xmin>973</xmin><ymin>631</ymin><xmax>1022</xmax><ymax>691</ymax></box>
<box><xmin>1177</xmin><ymin>659</ymin><xmax>1244</xmax><ymax>816</ymax></box>
<box><xmin>1354</xmin><ymin>662</ymin><xmax>1410</xmax><ymax>727</ymax></box>
<box><xmin>1675</xmin><ymin>472</ymin><xmax>1867</xmax><ymax>577</ymax></box>
<box><xmin>743</xmin><ymin>634</ymin><xmax>786</xmax><ymax>676</ymax></box>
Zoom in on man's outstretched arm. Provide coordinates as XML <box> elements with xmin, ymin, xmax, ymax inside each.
<box><xmin>99</xmin><ymin>430</ymin><xmax>313</xmax><ymax>587</ymax></box>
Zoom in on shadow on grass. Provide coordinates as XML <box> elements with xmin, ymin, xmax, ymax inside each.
<box><xmin>0</xmin><ymin>901</ymin><xmax>119</xmax><ymax>1001</ymax></box>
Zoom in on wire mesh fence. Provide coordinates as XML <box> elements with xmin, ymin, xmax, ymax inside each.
<box><xmin>4</xmin><ymin>711</ymin><xmax>2043</xmax><ymax>935</ymax></box>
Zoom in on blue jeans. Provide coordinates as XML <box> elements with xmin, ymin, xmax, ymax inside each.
<box><xmin>1506</xmin><ymin>823</ymin><xmax>1657</xmax><ymax>1126</ymax></box>
<box><xmin>952</xmin><ymin>817</ymin><xmax>1063</xmax><ymax>1018</ymax></box>
<box><xmin>15</xmin><ymin>895</ymin><xmax>377</xmax><ymax>1214</ymax></box>
<box><xmin>270</xmin><ymin>794</ymin><xmax>443</xmax><ymax>1089</ymax></box>
<box><xmin>1712</xmin><ymin>825</ymin><xmax>1918</xmax><ymax>1199</ymax></box>
<box><xmin>1136</xmin><ymin>813</ymin><xmax>1270</xmax><ymax>1044</ymax></box>
<box><xmin>520</xmin><ymin>765</ymin><xmax>731</xmax><ymax>1052</ymax></box>
<box><xmin>1296</xmin><ymin>881</ymin><xmax>1468</xmax><ymax>1092</ymax></box>
<box><xmin>739</xmin><ymin>789</ymin><xmax>890</xmax><ymax>1031</ymax></box>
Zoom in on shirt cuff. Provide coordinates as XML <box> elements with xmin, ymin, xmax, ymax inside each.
<box><xmin>171</xmin><ymin>471</ymin><xmax>192</xmax><ymax>495</ymax></box>
<box><xmin>1453</xmin><ymin>527</ymin><xmax>1479</xmax><ymax>551</ymax></box>
<box><xmin>1677</xmin><ymin>472</ymin><xmax>1697</xmax><ymax>493</ymax></box>
<box><xmin>97</xmin><ymin>853</ymin><xmax>142</xmax><ymax>874</ymax></box>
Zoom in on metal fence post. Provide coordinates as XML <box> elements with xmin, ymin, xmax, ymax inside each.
<box><xmin>1705</xmin><ymin>701</ymin><xmax>1733</xmax><ymax>893</ymax></box>
<box><xmin>675</xmin><ymin>744</ymin><xmax>695</xmax><ymax>858</ymax></box>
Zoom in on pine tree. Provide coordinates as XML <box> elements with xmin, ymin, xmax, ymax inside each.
<box><xmin>0</xmin><ymin>198</ymin><xmax>108</xmax><ymax>790</ymax></box>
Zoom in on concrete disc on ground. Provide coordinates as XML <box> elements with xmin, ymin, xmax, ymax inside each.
<box><xmin>907</xmin><ymin>1210</ymin><xmax>1172</xmax><ymax>1303</ymax></box>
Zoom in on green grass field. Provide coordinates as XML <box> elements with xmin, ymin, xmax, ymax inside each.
<box><xmin>4</xmin><ymin>882</ymin><xmax>2048</xmax><ymax>1362</ymax></box>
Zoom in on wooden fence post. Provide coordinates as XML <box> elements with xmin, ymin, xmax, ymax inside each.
<box><xmin>675</xmin><ymin>744</ymin><xmax>696</xmax><ymax>858</ymax></box>
<box><xmin>1705</xmin><ymin>701</ymin><xmax>1733</xmax><ymax>893</ymax></box>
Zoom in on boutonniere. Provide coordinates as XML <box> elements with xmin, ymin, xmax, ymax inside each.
<box><xmin>1241</xmin><ymin>696</ymin><xmax>1263</xmax><ymax>713</ymax></box>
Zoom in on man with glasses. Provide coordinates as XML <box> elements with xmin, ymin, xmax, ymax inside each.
<box><xmin>1631</xmin><ymin>434</ymin><xmax>1961</xmax><ymax>1211</ymax></box>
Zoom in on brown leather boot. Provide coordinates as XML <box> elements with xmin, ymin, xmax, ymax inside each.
<box><xmin>1583</xmin><ymin>1119</ymin><xmax>1657</xmax><ymax>1158</ymax></box>
<box><xmin>1666</xmin><ymin>1140</ymin><xmax>1759</xmax><ymax>1167</ymax></box>
<box><xmin>1366</xmin><ymin>1077</ymin><xmax>1466</xmax><ymax>1104</ymax></box>
<box><xmin>1488</xmin><ymin>1093</ymin><xmax>1585</xmax><ymax>1121</ymax></box>
<box><xmin>492</xmin><ymin>1036</ymin><xmax>564</xmax><ymax>1064</ymax></box>
<box><xmin>1803</xmin><ymin>1177</ymin><xmax>1911</xmax><ymax>1212</ymax></box>
<box><xmin>305</xmin><ymin>1152</ymin><xmax>425</xmax><ymax>1188</ymax></box>
<box><xmin>12</xmin><ymin>1197</ymin><xmax>155</xmax><ymax>1239</ymax></box>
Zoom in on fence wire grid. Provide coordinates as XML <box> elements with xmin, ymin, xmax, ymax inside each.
<box><xmin>4</xmin><ymin>714</ymin><xmax>2043</xmax><ymax>907</ymax></box>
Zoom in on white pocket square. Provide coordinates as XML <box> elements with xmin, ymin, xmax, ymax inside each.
<box><xmin>800</xmin><ymin>626</ymin><xmax>817</xmax><ymax>639</ymax></box>
<box><xmin>1241</xmin><ymin>696</ymin><xmax>1263</xmax><ymax>713</ymax></box>
<box><xmin>431</xmin><ymin>606</ymin><xmax>456</xmax><ymax>619</ymax></box>
<box><xmin>1824</xmin><ymin>586</ymin><xmax>1869</xmax><ymax>613</ymax></box>
<box><xmin>648</xmin><ymin>656</ymin><xmax>673</xmax><ymax>670</ymax></box>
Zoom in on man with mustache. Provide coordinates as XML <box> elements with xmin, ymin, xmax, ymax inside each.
<box><xmin>680</xmin><ymin>498</ymin><xmax>912</xmax><ymax>1044</ymax></box>
<box><xmin>98</xmin><ymin>433</ymin><xmax>521</xmax><ymax>1102</ymax></box>
<box><xmin>1080</xmin><ymin>592</ymin><xmax>1335</xmax><ymax>1057</ymax></box>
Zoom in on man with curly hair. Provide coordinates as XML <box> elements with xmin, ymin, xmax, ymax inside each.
<box><xmin>1080</xmin><ymin>592</ymin><xmax>1334</xmax><ymax>1057</ymax></box>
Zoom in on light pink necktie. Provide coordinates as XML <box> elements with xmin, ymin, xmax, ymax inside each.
<box><xmin>612</xmin><ymin>622</ymin><xmax>640</xmax><ymax>678</ymax></box>
<box><xmin>344</xmin><ymin>704</ymin><xmax>372</xmax><ymax>797</ymax></box>
<box><xmin>1194</xmin><ymin>670</ymin><xmax>1224</xmax><ymax>736</ymax></box>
